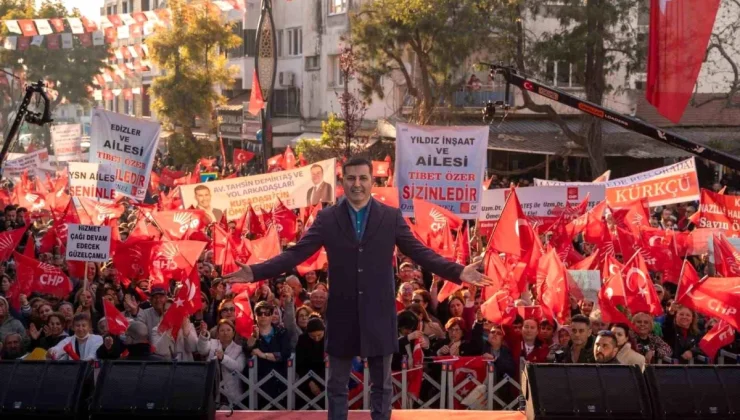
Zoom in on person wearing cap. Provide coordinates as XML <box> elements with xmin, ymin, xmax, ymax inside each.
<box><xmin>126</xmin><ymin>285</ymin><xmax>168</xmax><ymax>342</ymax></box>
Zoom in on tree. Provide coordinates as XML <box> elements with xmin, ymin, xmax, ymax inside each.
<box><xmin>147</xmin><ymin>0</ymin><xmax>241</xmax><ymax>140</ymax></box>
<box><xmin>166</xmin><ymin>133</ymin><xmax>219</xmax><ymax>169</ymax></box>
<box><xmin>0</xmin><ymin>0</ymin><xmax>109</xmax><ymax>150</ymax></box>
<box><xmin>336</xmin><ymin>44</ymin><xmax>368</xmax><ymax>157</ymax></box>
<box><xmin>350</xmin><ymin>0</ymin><xmax>499</xmax><ymax>124</ymax></box>
<box><xmin>692</xmin><ymin>0</ymin><xmax>740</xmax><ymax>107</ymax></box>
<box><xmin>502</xmin><ymin>0</ymin><xmax>644</xmax><ymax>177</ymax></box>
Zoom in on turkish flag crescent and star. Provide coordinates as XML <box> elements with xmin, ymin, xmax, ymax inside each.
<box><xmin>646</xmin><ymin>0</ymin><xmax>721</xmax><ymax>123</ymax></box>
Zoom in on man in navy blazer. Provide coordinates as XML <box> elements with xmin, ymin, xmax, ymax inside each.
<box><xmin>226</xmin><ymin>157</ymin><xmax>491</xmax><ymax>420</ymax></box>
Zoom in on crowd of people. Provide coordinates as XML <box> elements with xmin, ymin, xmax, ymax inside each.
<box><xmin>0</xmin><ymin>157</ymin><xmax>739</xmax><ymax>411</ymax></box>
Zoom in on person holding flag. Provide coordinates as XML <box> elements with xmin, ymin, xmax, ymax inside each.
<box><xmin>225</xmin><ymin>157</ymin><xmax>493</xmax><ymax>420</ymax></box>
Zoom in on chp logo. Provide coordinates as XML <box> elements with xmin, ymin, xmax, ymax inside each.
<box><xmin>94</xmin><ymin>204</ymin><xmax>117</xmax><ymax>222</ymax></box>
<box><xmin>429</xmin><ymin>208</ymin><xmax>448</xmax><ymax>233</ymax></box>
<box><xmin>0</xmin><ymin>235</ymin><xmax>15</xmax><ymax>252</ymax></box>
<box><xmin>173</xmin><ymin>212</ymin><xmax>201</xmax><ymax>234</ymax></box>
<box><xmin>39</xmin><ymin>273</ymin><xmax>66</xmax><ymax>287</ymax></box>
<box><xmin>152</xmin><ymin>243</ymin><xmax>180</xmax><ymax>271</ymax></box>
<box><xmin>567</xmin><ymin>187</ymin><xmax>579</xmax><ymax>201</ymax></box>
<box><xmin>25</xmin><ymin>193</ymin><xmax>46</xmax><ymax>210</ymax></box>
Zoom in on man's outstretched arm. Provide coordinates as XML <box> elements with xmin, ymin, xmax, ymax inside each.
<box><xmin>225</xmin><ymin>211</ymin><xmax>325</xmax><ymax>283</ymax></box>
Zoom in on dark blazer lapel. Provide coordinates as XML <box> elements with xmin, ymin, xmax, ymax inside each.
<box><xmin>360</xmin><ymin>198</ymin><xmax>386</xmax><ymax>245</ymax></box>
<box><xmin>333</xmin><ymin>199</ymin><xmax>358</xmax><ymax>244</ymax></box>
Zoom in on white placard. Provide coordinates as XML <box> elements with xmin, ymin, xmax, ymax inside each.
<box><xmin>569</xmin><ymin>270</ymin><xmax>601</xmax><ymax>305</ymax></box>
<box><xmin>68</xmin><ymin>162</ymin><xmax>117</xmax><ymax>201</ymax></box>
<box><xmin>66</xmin><ymin>224</ymin><xmax>111</xmax><ymax>263</ymax></box>
<box><xmin>51</xmin><ymin>124</ymin><xmax>82</xmax><ymax>162</ymax></box>
<box><xmin>478</xmin><ymin>185</ymin><xmax>606</xmax><ymax>221</ymax></box>
<box><xmin>394</xmin><ymin>123</ymin><xmax>489</xmax><ymax>219</ymax></box>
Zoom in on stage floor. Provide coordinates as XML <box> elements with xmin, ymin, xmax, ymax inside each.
<box><xmin>215</xmin><ymin>410</ymin><xmax>526</xmax><ymax>420</ymax></box>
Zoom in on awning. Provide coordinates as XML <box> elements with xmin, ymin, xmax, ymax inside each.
<box><xmin>217</xmin><ymin>92</ymin><xmax>250</xmax><ymax>112</ymax></box>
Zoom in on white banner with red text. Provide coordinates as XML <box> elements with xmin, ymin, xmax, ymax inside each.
<box><xmin>179</xmin><ymin>158</ymin><xmax>336</xmax><ymax>221</ymax></box>
<box><xmin>50</xmin><ymin>124</ymin><xmax>83</xmax><ymax>162</ymax></box>
<box><xmin>477</xmin><ymin>185</ymin><xmax>606</xmax><ymax>233</ymax></box>
<box><xmin>89</xmin><ymin>109</ymin><xmax>161</xmax><ymax>201</ymax></box>
<box><xmin>533</xmin><ymin>158</ymin><xmax>700</xmax><ymax>208</ymax></box>
<box><xmin>4</xmin><ymin>148</ymin><xmax>50</xmax><ymax>180</ymax></box>
<box><xmin>394</xmin><ymin>123</ymin><xmax>488</xmax><ymax>219</ymax></box>
<box><xmin>67</xmin><ymin>162</ymin><xmax>117</xmax><ymax>201</ymax></box>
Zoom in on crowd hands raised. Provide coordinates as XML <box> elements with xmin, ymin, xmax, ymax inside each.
<box><xmin>0</xmin><ymin>166</ymin><xmax>738</xmax><ymax>410</ymax></box>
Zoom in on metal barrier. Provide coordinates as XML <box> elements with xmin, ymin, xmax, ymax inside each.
<box><xmin>218</xmin><ymin>350</ymin><xmax>740</xmax><ymax>410</ymax></box>
<box><xmin>218</xmin><ymin>354</ymin><xmax>523</xmax><ymax>410</ymax></box>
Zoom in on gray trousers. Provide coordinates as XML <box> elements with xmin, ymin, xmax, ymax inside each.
<box><xmin>327</xmin><ymin>354</ymin><xmax>392</xmax><ymax>420</ymax></box>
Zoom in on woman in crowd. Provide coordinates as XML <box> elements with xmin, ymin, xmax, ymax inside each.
<box><xmin>0</xmin><ymin>296</ymin><xmax>25</xmax><ymax>344</ymax></box>
<box><xmin>662</xmin><ymin>303</ymin><xmax>703</xmax><ymax>364</ymax></box>
<box><xmin>435</xmin><ymin>317</ymin><xmax>480</xmax><ymax>356</ymax></box>
<box><xmin>197</xmin><ymin>319</ymin><xmax>245</xmax><ymax>407</ymax></box>
<box><xmin>295</xmin><ymin>317</ymin><xmax>326</xmax><ymax>407</ymax></box>
<box><xmin>154</xmin><ymin>316</ymin><xmax>199</xmax><ymax>361</ymax></box>
<box><xmin>632</xmin><ymin>312</ymin><xmax>672</xmax><ymax>363</ymax></box>
<box><xmin>74</xmin><ymin>289</ymin><xmax>101</xmax><ymax>332</ymax></box>
<box><xmin>610</xmin><ymin>323</ymin><xmax>645</xmax><ymax>369</ymax></box>
<box><xmin>408</xmin><ymin>302</ymin><xmax>445</xmax><ymax>341</ymax></box>
<box><xmin>33</xmin><ymin>313</ymin><xmax>69</xmax><ymax>350</ymax></box>
<box><xmin>47</xmin><ymin>313</ymin><xmax>102</xmax><ymax>360</ymax></box>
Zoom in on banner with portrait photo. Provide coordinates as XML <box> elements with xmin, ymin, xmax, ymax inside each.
<box><xmin>89</xmin><ymin>109</ymin><xmax>161</xmax><ymax>201</ymax></box>
<box><xmin>179</xmin><ymin>158</ymin><xmax>336</xmax><ymax>221</ymax></box>
<box><xmin>394</xmin><ymin>123</ymin><xmax>488</xmax><ymax>219</ymax></box>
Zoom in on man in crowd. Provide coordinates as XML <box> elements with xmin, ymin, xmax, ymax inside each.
<box><xmin>226</xmin><ymin>157</ymin><xmax>492</xmax><ymax>420</ymax></box>
<box><xmin>593</xmin><ymin>331</ymin><xmax>621</xmax><ymax>364</ymax></box>
<box><xmin>557</xmin><ymin>315</ymin><xmax>595</xmax><ymax>363</ymax></box>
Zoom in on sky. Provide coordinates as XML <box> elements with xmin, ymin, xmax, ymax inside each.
<box><xmin>37</xmin><ymin>0</ymin><xmax>104</xmax><ymax>20</ymax></box>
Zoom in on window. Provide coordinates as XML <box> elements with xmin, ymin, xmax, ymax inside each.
<box><xmin>142</xmin><ymin>85</ymin><xmax>151</xmax><ymax>117</ymax></box>
<box><xmin>124</xmin><ymin>98</ymin><xmax>131</xmax><ymax>115</ymax></box>
<box><xmin>244</xmin><ymin>29</ymin><xmax>257</xmax><ymax>56</ymax></box>
<box><xmin>227</xmin><ymin>22</ymin><xmax>244</xmax><ymax>58</ymax></box>
<box><xmin>305</xmin><ymin>56</ymin><xmax>320</xmax><ymax>71</ymax></box>
<box><xmin>328</xmin><ymin>55</ymin><xmax>344</xmax><ymax>87</ymax></box>
<box><xmin>329</xmin><ymin>0</ymin><xmax>348</xmax><ymax>15</ymax></box>
<box><xmin>286</xmin><ymin>28</ymin><xmax>302</xmax><ymax>56</ymax></box>
<box><xmin>107</xmin><ymin>100</ymin><xmax>113</xmax><ymax>111</ymax></box>
<box><xmin>277</xmin><ymin>30</ymin><xmax>283</xmax><ymax>57</ymax></box>
<box><xmin>113</xmin><ymin>97</ymin><xmax>119</xmax><ymax>113</ymax></box>
<box><xmin>122</xmin><ymin>1</ymin><xmax>128</xmax><ymax>14</ymax></box>
<box><xmin>141</xmin><ymin>0</ymin><xmax>150</xmax><ymax>12</ymax></box>
<box><xmin>543</xmin><ymin>60</ymin><xmax>581</xmax><ymax>88</ymax></box>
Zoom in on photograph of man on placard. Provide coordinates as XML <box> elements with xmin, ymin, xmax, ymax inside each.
<box><xmin>306</xmin><ymin>164</ymin><xmax>333</xmax><ymax>205</ymax></box>
<box><xmin>194</xmin><ymin>184</ymin><xmax>223</xmax><ymax>222</ymax></box>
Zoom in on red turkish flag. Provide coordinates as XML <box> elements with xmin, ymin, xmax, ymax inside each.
<box><xmin>481</xmin><ymin>288</ymin><xmax>517</xmax><ymax>326</ymax></box>
<box><xmin>233</xmin><ymin>290</ymin><xmax>255</xmax><ymax>338</ymax></box>
<box><xmin>272</xmin><ymin>198</ymin><xmax>297</xmax><ymax>242</ymax></box>
<box><xmin>598</xmin><ymin>271</ymin><xmax>634</xmax><ymax>328</ymax></box>
<box><xmin>157</xmin><ymin>269</ymin><xmax>202</xmax><ymax>339</ymax></box>
<box><xmin>646</xmin><ymin>0</ymin><xmax>721</xmax><ymax>122</ymax></box>
<box><xmin>13</xmin><ymin>252</ymin><xmax>72</xmax><ymax>298</ymax></box>
<box><xmin>622</xmin><ymin>251</ymin><xmax>664</xmax><ymax>316</ymax></box>
<box><xmin>245</xmin><ymin>205</ymin><xmax>266</xmax><ymax>237</ymax></box>
<box><xmin>284</xmin><ymin>146</ymin><xmax>296</xmax><ymax>169</ymax></box>
<box><xmin>535</xmin><ymin>248</ymin><xmax>570</xmax><ymax>324</ymax></box>
<box><xmin>248</xmin><ymin>70</ymin><xmax>265</xmax><ymax>116</ymax></box>
<box><xmin>160</xmin><ymin>168</ymin><xmax>186</xmax><ymax>187</ymax></box>
<box><xmin>245</xmin><ymin>227</ymin><xmax>281</xmax><ymax>264</ymax></box>
<box><xmin>488</xmin><ymin>189</ymin><xmax>527</xmax><ymax>257</ymax></box>
<box><xmin>296</xmin><ymin>248</ymin><xmax>327</xmax><ymax>275</ymax></box>
<box><xmin>233</xmin><ymin>148</ymin><xmax>255</xmax><ymax>166</ymax></box>
<box><xmin>371</xmin><ymin>187</ymin><xmax>399</xmax><ymax>208</ymax></box>
<box><xmin>63</xmin><ymin>342</ymin><xmax>80</xmax><ymax>361</ymax></box>
<box><xmin>104</xmin><ymin>300</ymin><xmax>130</xmax><ymax>336</ymax></box>
<box><xmin>676</xmin><ymin>259</ymin><xmax>701</xmax><ymax>303</ymax></box>
<box><xmin>432</xmin><ymin>356</ymin><xmax>489</xmax><ymax>409</ymax></box>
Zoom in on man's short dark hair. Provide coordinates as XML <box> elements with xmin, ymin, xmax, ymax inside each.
<box><xmin>73</xmin><ymin>313</ymin><xmax>91</xmax><ymax>325</ymax></box>
<box><xmin>194</xmin><ymin>185</ymin><xmax>210</xmax><ymax>194</ymax></box>
<box><xmin>571</xmin><ymin>314</ymin><xmax>591</xmax><ymax>327</ymax></box>
<box><xmin>342</xmin><ymin>156</ymin><xmax>373</xmax><ymax>175</ymax></box>
<box><xmin>596</xmin><ymin>330</ymin><xmax>618</xmax><ymax>347</ymax></box>
<box><xmin>310</xmin><ymin>164</ymin><xmax>323</xmax><ymax>173</ymax></box>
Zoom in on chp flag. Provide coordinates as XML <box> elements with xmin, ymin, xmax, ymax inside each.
<box><xmin>394</xmin><ymin>123</ymin><xmax>488</xmax><ymax>219</ymax></box>
<box><xmin>65</xmin><ymin>223</ymin><xmax>111</xmax><ymax>263</ymax></box>
<box><xmin>90</xmin><ymin>109</ymin><xmax>161</xmax><ymax>201</ymax></box>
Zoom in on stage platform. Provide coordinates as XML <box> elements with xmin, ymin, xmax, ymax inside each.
<box><xmin>215</xmin><ymin>410</ymin><xmax>526</xmax><ymax>420</ymax></box>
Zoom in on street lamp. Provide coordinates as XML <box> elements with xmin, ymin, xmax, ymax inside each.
<box><xmin>255</xmin><ymin>0</ymin><xmax>277</xmax><ymax>172</ymax></box>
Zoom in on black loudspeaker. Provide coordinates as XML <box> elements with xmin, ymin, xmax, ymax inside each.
<box><xmin>523</xmin><ymin>363</ymin><xmax>652</xmax><ymax>420</ymax></box>
<box><xmin>645</xmin><ymin>365</ymin><xmax>740</xmax><ymax>420</ymax></box>
<box><xmin>0</xmin><ymin>360</ymin><xmax>94</xmax><ymax>419</ymax></box>
<box><xmin>90</xmin><ymin>360</ymin><xmax>219</xmax><ymax>420</ymax></box>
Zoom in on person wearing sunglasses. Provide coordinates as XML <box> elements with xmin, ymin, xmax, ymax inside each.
<box><xmin>244</xmin><ymin>301</ymin><xmax>291</xmax><ymax>409</ymax></box>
